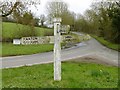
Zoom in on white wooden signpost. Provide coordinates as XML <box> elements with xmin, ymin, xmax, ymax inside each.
<box><xmin>53</xmin><ymin>18</ymin><xmax>62</xmax><ymax>81</ymax></box>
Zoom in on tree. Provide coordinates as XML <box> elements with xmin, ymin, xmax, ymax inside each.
<box><xmin>0</xmin><ymin>0</ymin><xmax>41</xmax><ymax>17</ymax></box>
<box><xmin>22</xmin><ymin>12</ymin><xmax>34</xmax><ymax>25</ymax></box>
<box><xmin>46</xmin><ymin>0</ymin><xmax>75</xmax><ymax>25</ymax></box>
<box><xmin>1</xmin><ymin>2</ymin><xmax>20</xmax><ymax>17</ymax></box>
<box><xmin>107</xmin><ymin>1</ymin><xmax>120</xmax><ymax>43</ymax></box>
<box><xmin>46</xmin><ymin>0</ymin><xmax>68</xmax><ymax>18</ymax></box>
<box><xmin>75</xmin><ymin>0</ymin><xmax>120</xmax><ymax>44</ymax></box>
<box><xmin>61</xmin><ymin>11</ymin><xmax>75</xmax><ymax>25</ymax></box>
<box><xmin>0</xmin><ymin>1</ymin><xmax>27</xmax><ymax>18</ymax></box>
<box><xmin>39</xmin><ymin>14</ymin><xmax>45</xmax><ymax>27</ymax></box>
<box><xmin>15</xmin><ymin>12</ymin><xmax>36</xmax><ymax>37</ymax></box>
<box><xmin>34</xmin><ymin>18</ymin><xmax>40</xmax><ymax>27</ymax></box>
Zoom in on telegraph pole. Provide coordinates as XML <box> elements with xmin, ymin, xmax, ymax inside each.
<box><xmin>53</xmin><ymin>18</ymin><xmax>62</xmax><ymax>81</ymax></box>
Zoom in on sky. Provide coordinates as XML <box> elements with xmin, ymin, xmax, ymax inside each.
<box><xmin>29</xmin><ymin>0</ymin><xmax>93</xmax><ymax>17</ymax></box>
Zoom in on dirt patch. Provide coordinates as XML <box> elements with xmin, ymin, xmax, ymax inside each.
<box><xmin>68</xmin><ymin>54</ymin><xmax>118</xmax><ymax>67</ymax></box>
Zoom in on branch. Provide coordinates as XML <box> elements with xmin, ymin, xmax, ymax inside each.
<box><xmin>1</xmin><ymin>2</ymin><xmax>21</xmax><ymax>17</ymax></box>
<box><xmin>116</xmin><ymin>1</ymin><xmax>120</xmax><ymax>7</ymax></box>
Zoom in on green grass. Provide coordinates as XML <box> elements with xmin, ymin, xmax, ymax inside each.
<box><xmin>70</xmin><ymin>33</ymin><xmax>81</xmax><ymax>43</ymax></box>
<box><xmin>0</xmin><ymin>43</ymin><xmax>66</xmax><ymax>57</ymax></box>
<box><xmin>2</xmin><ymin>22</ymin><xmax>53</xmax><ymax>41</ymax></box>
<box><xmin>1</xmin><ymin>43</ymin><xmax>53</xmax><ymax>57</ymax></box>
<box><xmin>91</xmin><ymin>35</ymin><xmax>120</xmax><ymax>51</ymax></box>
<box><xmin>2</xmin><ymin>61</ymin><xmax>118</xmax><ymax>88</ymax></box>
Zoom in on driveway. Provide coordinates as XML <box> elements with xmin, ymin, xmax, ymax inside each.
<box><xmin>1</xmin><ymin>32</ymin><xmax>119</xmax><ymax>68</ymax></box>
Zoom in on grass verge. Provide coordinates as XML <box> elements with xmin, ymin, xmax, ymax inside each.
<box><xmin>1</xmin><ymin>43</ymin><xmax>53</xmax><ymax>57</ymax></box>
<box><xmin>91</xmin><ymin>35</ymin><xmax>120</xmax><ymax>51</ymax></box>
<box><xmin>2</xmin><ymin>61</ymin><xmax>118</xmax><ymax>88</ymax></box>
<box><xmin>1</xmin><ymin>43</ymin><xmax>70</xmax><ymax>57</ymax></box>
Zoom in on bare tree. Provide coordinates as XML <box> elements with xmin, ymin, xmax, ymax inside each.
<box><xmin>46</xmin><ymin>0</ymin><xmax>75</xmax><ymax>26</ymax></box>
<box><xmin>0</xmin><ymin>0</ymin><xmax>40</xmax><ymax>17</ymax></box>
<box><xmin>39</xmin><ymin>14</ymin><xmax>45</xmax><ymax>26</ymax></box>
<box><xmin>0</xmin><ymin>1</ymin><xmax>24</xmax><ymax>17</ymax></box>
<box><xmin>46</xmin><ymin>0</ymin><xmax>68</xmax><ymax>18</ymax></box>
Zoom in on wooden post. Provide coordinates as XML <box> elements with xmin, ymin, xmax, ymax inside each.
<box><xmin>0</xmin><ymin>12</ymin><xmax>2</xmax><ymax>89</ymax></box>
<box><xmin>53</xmin><ymin>18</ymin><xmax>62</xmax><ymax>81</ymax></box>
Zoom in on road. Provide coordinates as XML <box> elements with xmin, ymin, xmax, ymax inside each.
<box><xmin>1</xmin><ymin>32</ymin><xmax>119</xmax><ymax>68</ymax></box>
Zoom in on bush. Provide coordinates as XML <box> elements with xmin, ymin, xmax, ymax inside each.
<box><xmin>44</xmin><ymin>30</ymin><xmax>54</xmax><ymax>36</ymax></box>
<box><xmin>2</xmin><ymin>22</ymin><xmax>37</xmax><ymax>42</ymax></box>
<box><xmin>17</xmin><ymin>26</ymin><xmax>36</xmax><ymax>37</ymax></box>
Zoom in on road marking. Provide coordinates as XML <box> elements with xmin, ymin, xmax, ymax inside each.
<box><xmin>2</xmin><ymin>56</ymin><xmax>24</xmax><ymax>59</ymax></box>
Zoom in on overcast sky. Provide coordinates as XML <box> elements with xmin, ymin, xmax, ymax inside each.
<box><xmin>29</xmin><ymin>0</ymin><xmax>93</xmax><ymax>17</ymax></box>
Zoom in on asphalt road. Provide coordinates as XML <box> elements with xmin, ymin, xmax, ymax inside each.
<box><xmin>1</xmin><ymin>32</ymin><xmax>119</xmax><ymax>68</ymax></box>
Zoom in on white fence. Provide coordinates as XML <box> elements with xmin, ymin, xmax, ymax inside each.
<box><xmin>13</xmin><ymin>34</ymin><xmax>91</xmax><ymax>45</ymax></box>
<box><xmin>21</xmin><ymin>37</ymin><xmax>50</xmax><ymax>45</ymax></box>
<box><xmin>13</xmin><ymin>36</ymin><xmax>72</xmax><ymax>45</ymax></box>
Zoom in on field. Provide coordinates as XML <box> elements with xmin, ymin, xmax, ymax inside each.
<box><xmin>1</xmin><ymin>22</ymin><xmax>53</xmax><ymax>56</ymax></box>
<box><xmin>2</xmin><ymin>61</ymin><xmax>118</xmax><ymax>88</ymax></box>
<box><xmin>2</xmin><ymin>22</ymin><xmax>54</xmax><ymax>41</ymax></box>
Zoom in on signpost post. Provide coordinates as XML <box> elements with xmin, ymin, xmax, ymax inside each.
<box><xmin>53</xmin><ymin>18</ymin><xmax>62</xmax><ymax>81</ymax></box>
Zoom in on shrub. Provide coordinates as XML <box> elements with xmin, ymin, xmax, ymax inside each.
<box><xmin>44</xmin><ymin>30</ymin><xmax>54</xmax><ymax>36</ymax></box>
